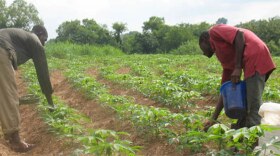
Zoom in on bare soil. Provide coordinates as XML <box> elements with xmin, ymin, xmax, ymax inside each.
<box><xmin>0</xmin><ymin>71</ymin><xmax>76</xmax><ymax>156</ymax></box>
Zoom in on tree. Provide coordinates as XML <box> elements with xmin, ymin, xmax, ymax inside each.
<box><xmin>136</xmin><ymin>32</ymin><xmax>159</xmax><ymax>54</ymax></box>
<box><xmin>142</xmin><ymin>16</ymin><xmax>165</xmax><ymax>33</ymax></box>
<box><xmin>216</xmin><ymin>17</ymin><xmax>228</xmax><ymax>24</ymax></box>
<box><xmin>191</xmin><ymin>22</ymin><xmax>211</xmax><ymax>37</ymax></box>
<box><xmin>122</xmin><ymin>31</ymin><xmax>143</xmax><ymax>54</ymax></box>
<box><xmin>202</xmin><ymin>17</ymin><xmax>280</xmax><ymax>56</ymax></box>
<box><xmin>0</xmin><ymin>0</ymin><xmax>8</xmax><ymax>28</ymax></box>
<box><xmin>6</xmin><ymin>0</ymin><xmax>43</xmax><ymax>30</ymax></box>
<box><xmin>236</xmin><ymin>16</ymin><xmax>280</xmax><ymax>55</ymax></box>
<box><xmin>56</xmin><ymin>20</ymin><xmax>84</xmax><ymax>43</ymax></box>
<box><xmin>56</xmin><ymin>18</ymin><xmax>114</xmax><ymax>45</ymax></box>
<box><xmin>112</xmin><ymin>22</ymin><xmax>127</xmax><ymax>45</ymax></box>
<box><xmin>141</xmin><ymin>16</ymin><xmax>166</xmax><ymax>52</ymax></box>
<box><xmin>162</xmin><ymin>24</ymin><xmax>194</xmax><ymax>52</ymax></box>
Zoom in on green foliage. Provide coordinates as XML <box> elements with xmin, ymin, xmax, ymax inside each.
<box><xmin>132</xmin><ymin>17</ymin><xmax>205</xmax><ymax>54</ymax></box>
<box><xmin>0</xmin><ymin>0</ymin><xmax>8</xmax><ymax>28</ymax></box>
<box><xmin>267</xmin><ymin>40</ymin><xmax>280</xmax><ymax>56</ymax></box>
<box><xmin>62</xmin><ymin>59</ymin><xmax>207</xmax><ymax>145</ymax></box>
<box><xmin>191</xmin><ymin>22</ymin><xmax>212</xmax><ymax>38</ymax></box>
<box><xmin>216</xmin><ymin>17</ymin><xmax>228</xmax><ymax>24</ymax></box>
<box><xmin>205</xmin><ymin>125</ymin><xmax>268</xmax><ymax>155</ymax></box>
<box><xmin>20</xmin><ymin>51</ymin><xmax>280</xmax><ymax>155</ymax></box>
<box><xmin>237</xmin><ymin>16</ymin><xmax>280</xmax><ymax>56</ymax></box>
<box><xmin>60</xmin><ymin>54</ymin><xmax>279</xmax><ymax>154</ymax></box>
<box><xmin>21</xmin><ymin>62</ymin><xmax>140</xmax><ymax>156</ymax></box>
<box><xmin>207</xmin><ymin>124</ymin><xmax>230</xmax><ymax>150</ymax></box>
<box><xmin>177</xmin><ymin>130</ymin><xmax>207</xmax><ymax>152</ymax></box>
<box><xmin>53</xmin><ymin>15</ymin><xmax>280</xmax><ymax>55</ymax></box>
<box><xmin>142</xmin><ymin>16</ymin><xmax>165</xmax><ymax>33</ymax></box>
<box><xmin>263</xmin><ymin>77</ymin><xmax>280</xmax><ymax>102</ymax></box>
<box><xmin>135</xmin><ymin>32</ymin><xmax>160</xmax><ymax>54</ymax></box>
<box><xmin>56</xmin><ymin>18</ymin><xmax>115</xmax><ymax>45</ymax></box>
<box><xmin>112</xmin><ymin>22</ymin><xmax>127</xmax><ymax>46</ymax></box>
<box><xmin>53</xmin><ymin>15</ymin><xmax>212</xmax><ymax>54</ymax></box>
<box><xmin>122</xmin><ymin>31</ymin><xmax>143</xmax><ymax>54</ymax></box>
<box><xmin>77</xmin><ymin>130</ymin><xmax>140</xmax><ymax>156</ymax></box>
<box><xmin>170</xmin><ymin>40</ymin><xmax>201</xmax><ymax>55</ymax></box>
<box><xmin>40</xmin><ymin>98</ymin><xmax>89</xmax><ymax>136</ymax></box>
<box><xmin>161</xmin><ymin>25</ymin><xmax>194</xmax><ymax>52</ymax></box>
<box><xmin>45</xmin><ymin>42</ymin><xmax>124</xmax><ymax>59</ymax></box>
<box><xmin>0</xmin><ymin>0</ymin><xmax>42</xmax><ymax>29</ymax></box>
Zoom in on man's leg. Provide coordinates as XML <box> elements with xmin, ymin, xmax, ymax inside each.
<box><xmin>0</xmin><ymin>47</ymin><xmax>33</xmax><ymax>152</ymax></box>
<box><xmin>0</xmin><ymin>48</ymin><xmax>20</xmax><ymax>136</ymax></box>
<box><xmin>245</xmin><ymin>72</ymin><xmax>265</xmax><ymax>128</ymax></box>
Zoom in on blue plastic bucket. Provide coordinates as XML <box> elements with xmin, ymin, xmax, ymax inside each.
<box><xmin>220</xmin><ymin>81</ymin><xmax>247</xmax><ymax>119</ymax></box>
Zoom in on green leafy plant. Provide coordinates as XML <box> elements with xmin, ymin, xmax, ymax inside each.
<box><xmin>21</xmin><ymin>63</ymin><xmax>140</xmax><ymax>156</ymax></box>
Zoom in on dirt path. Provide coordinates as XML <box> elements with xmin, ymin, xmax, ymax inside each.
<box><xmin>51</xmin><ymin>70</ymin><xmax>184</xmax><ymax>156</ymax></box>
<box><xmin>0</xmin><ymin>70</ymin><xmax>76</xmax><ymax>156</ymax></box>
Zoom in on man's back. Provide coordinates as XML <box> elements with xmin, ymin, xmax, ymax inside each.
<box><xmin>0</xmin><ymin>28</ymin><xmax>42</xmax><ymax>65</ymax></box>
<box><xmin>0</xmin><ymin>27</ymin><xmax>52</xmax><ymax>97</ymax></box>
<box><xmin>209</xmin><ymin>24</ymin><xmax>276</xmax><ymax>79</ymax></box>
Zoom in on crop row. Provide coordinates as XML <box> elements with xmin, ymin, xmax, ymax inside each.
<box><xmin>93</xmin><ymin>55</ymin><xmax>280</xmax><ymax>104</ymax></box>
<box><xmin>60</xmin><ymin>58</ymin><xmax>274</xmax><ymax>155</ymax></box>
<box><xmin>20</xmin><ymin>63</ymin><xmax>140</xmax><ymax>155</ymax></box>
<box><xmin>20</xmin><ymin>54</ymin><xmax>280</xmax><ymax>155</ymax></box>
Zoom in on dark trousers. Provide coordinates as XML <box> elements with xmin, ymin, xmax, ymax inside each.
<box><xmin>232</xmin><ymin>72</ymin><xmax>266</xmax><ymax>129</ymax></box>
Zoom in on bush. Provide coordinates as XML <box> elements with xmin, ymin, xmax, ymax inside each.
<box><xmin>45</xmin><ymin>42</ymin><xmax>125</xmax><ymax>59</ymax></box>
<box><xmin>170</xmin><ymin>40</ymin><xmax>201</xmax><ymax>55</ymax></box>
<box><xmin>267</xmin><ymin>40</ymin><xmax>280</xmax><ymax>56</ymax></box>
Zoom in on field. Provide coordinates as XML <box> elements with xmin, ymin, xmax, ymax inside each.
<box><xmin>0</xmin><ymin>44</ymin><xmax>279</xmax><ymax>155</ymax></box>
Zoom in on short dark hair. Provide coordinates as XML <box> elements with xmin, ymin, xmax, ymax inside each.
<box><xmin>32</xmin><ymin>25</ymin><xmax>48</xmax><ymax>36</ymax></box>
<box><xmin>199</xmin><ymin>31</ymin><xmax>209</xmax><ymax>44</ymax></box>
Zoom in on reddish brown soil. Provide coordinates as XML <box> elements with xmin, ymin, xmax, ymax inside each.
<box><xmin>51</xmin><ymin>70</ymin><xmax>184</xmax><ymax>156</ymax></box>
<box><xmin>87</xmin><ymin>68</ymin><xmax>164</xmax><ymax>108</ymax></box>
<box><xmin>116</xmin><ymin>67</ymin><xmax>131</xmax><ymax>74</ymax></box>
<box><xmin>0</xmin><ymin>70</ymin><xmax>76</xmax><ymax>156</ymax></box>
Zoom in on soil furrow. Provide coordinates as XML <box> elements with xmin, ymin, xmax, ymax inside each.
<box><xmin>51</xmin><ymin>70</ymin><xmax>182</xmax><ymax>156</ymax></box>
<box><xmin>86</xmin><ymin>68</ymin><xmax>178</xmax><ymax>111</ymax></box>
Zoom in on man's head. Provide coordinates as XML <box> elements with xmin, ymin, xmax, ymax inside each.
<box><xmin>32</xmin><ymin>25</ymin><xmax>48</xmax><ymax>46</ymax></box>
<box><xmin>199</xmin><ymin>31</ymin><xmax>214</xmax><ymax>58</ymax></box>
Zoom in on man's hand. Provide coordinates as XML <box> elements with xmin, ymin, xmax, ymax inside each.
<box><xmin>231</xmin><ymin>68</ymin><xmax>242</xmax><ymax>83</ymax></box>
<box><xmin>45</xmin><ymin>94</ymin><xmax>54</xmax><ymax>106</ymax></box>
<box><xmin>203</xmin><ymin>119</ymin><xmax>216</xmax><ymax>132</ymax></box>
<box><xmin>48</xmin><ymin>106</ymin><xmax>55</xmax><ymax>112</ymax></box>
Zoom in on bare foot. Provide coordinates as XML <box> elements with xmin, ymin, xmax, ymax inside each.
<box><xmin>10</xmin><ymin>140</ymin><xmax>35</xmax><ymax>152</ymax></box>
<box><xmin>4</xmin><ymin>131</ymin><xmax>35</xmax><ymax>153</ymax></box>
